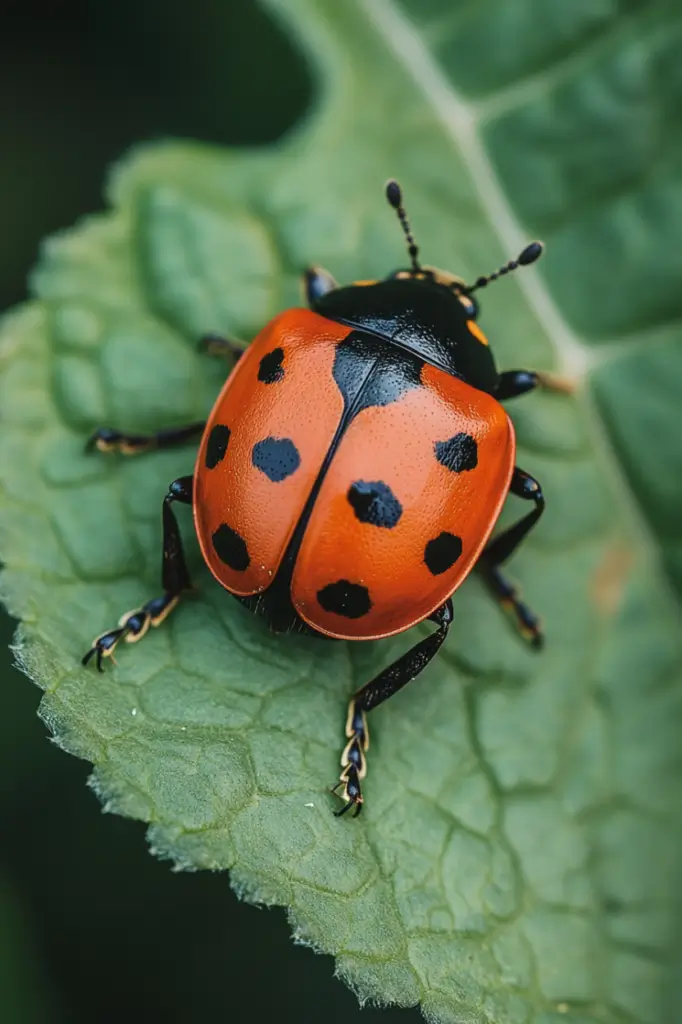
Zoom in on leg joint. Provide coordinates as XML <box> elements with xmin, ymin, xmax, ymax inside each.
<box><xmin>510</xmin><ymin>467</ymin><xmax>544</xmax><ymax>507</ymax></box>
<box><xmin>165</xmin><ymin>476</ymin><xmax>193</xmax><ymax>506</ymax></box>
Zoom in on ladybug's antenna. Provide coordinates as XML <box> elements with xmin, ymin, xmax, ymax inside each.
<box><xmin>385</xmin><ymin>179</ymin><xmax>421</xmax><ymax>273</ymax></box>
<box><xmin>468</xmin><ymin>241</ymin><xmax>544</xmax><ymax>292</ymax></box>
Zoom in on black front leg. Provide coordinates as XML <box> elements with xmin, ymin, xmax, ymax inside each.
<box><xmin>303</xmin><ymin>266</ymin><xmax>338</xmax><ymax>307</ymax></box>
<box><xmin>82</xmin><ymin>476</ymin><xmax>193</xmax><ymax>671</ymax></box>
<box><xmin>332</xmin><ymin>600</ymin><xmax>453</xmax><ymax>817</ymax></box>
<box><xmin>496</xmin><ymin>369</ymin><xmax>575</xmax><ymax>401</ymax></box>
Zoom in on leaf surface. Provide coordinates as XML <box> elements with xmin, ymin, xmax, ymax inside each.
<box><xmin>1</xmin><ymin>1</ymin><xmax>681</xmax><ymax>1021</ymax></box>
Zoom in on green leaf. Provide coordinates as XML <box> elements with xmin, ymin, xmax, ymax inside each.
<box><xmin>1</xmin><ymin>1</ymin><xmax>681</xmax><ymax>1021</ymax></box>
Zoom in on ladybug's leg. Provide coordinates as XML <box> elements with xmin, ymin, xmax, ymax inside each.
<box><xmin>478</xmin><ymin>467</ymin><xmax>545</xmax><ymax>648</ymax></box>
<box><xmin>82</xmin><ymin>476</ymin><xmax>193</xmax><ymax>671</ymax></box>
<box><xmin>197</xmin><ymin>333</ymin><xmax>246</xmax><ymax>361</ymax></box>
<box><xmin>303</xmin><ymin>266</ymin><xmax>339</xmax><ymax>306</ymax></box>
<box><xmin>87</xmin><ymin>422</ymin><xmax>205</xmax><ymax>457</ymax></box>
<box><xmin>332</xmin><ymin>599</ymin><xmax>453</xmax><ymax>818</ymax></box>
<box><xmin>496</xmin><ymin>369</ymin><xmax>574</xmax><ymax>399</ymax></box>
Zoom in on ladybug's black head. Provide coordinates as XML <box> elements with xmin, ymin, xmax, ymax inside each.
<box><xmin>383</xmin><ymin>179</ymin><xmax>543</xmax><ymax>325</ymax></box>
<box><xmin>309</xmin><ymin>182</ymin><xmax>544</xmax><ymax>395</ymax></box>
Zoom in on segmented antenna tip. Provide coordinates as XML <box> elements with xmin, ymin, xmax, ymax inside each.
<box><xmin>518</xmin><ymin>241</ymin><xmax>543</xmax><ymax>266</ymax></box>
<box><xmin>385</xmin><ymin>179</ymin><xmax>402</xmax><ymax>209</ymax></box>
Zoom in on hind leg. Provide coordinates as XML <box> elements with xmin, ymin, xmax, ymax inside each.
<box><xmin>332</xmin><ymin>600</ymin><xmax>453</xmax><ymax>817</ymax></box>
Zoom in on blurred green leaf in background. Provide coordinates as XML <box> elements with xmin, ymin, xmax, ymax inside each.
<box><xmin>1</xmin><ymin>1</ymin><xmax>681</xmax><ymax>1022</ymax></box>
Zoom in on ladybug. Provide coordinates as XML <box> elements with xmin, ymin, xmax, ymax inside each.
<box><xmin>84</xmin><ymin>181</ymin><xmax>568</xmax><ymax>817</ymax></box>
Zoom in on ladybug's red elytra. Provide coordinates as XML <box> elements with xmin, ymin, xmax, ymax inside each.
<box><xmin>84</xmin><ymin>181</ymin><xmax>569</xmax><ymax>817</ymax></box>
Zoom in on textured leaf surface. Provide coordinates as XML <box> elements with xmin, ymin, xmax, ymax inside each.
<box><xmin>1</xmin><ymin>1</ymin><xmax>682</xmax><ymax>1021</ymax></box>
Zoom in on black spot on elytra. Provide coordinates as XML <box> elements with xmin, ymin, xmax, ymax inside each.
<box><xmin>252</xmin><ymin>437</ymin><xmax>301</xmax><ymax>482</ymax></box>
<box><xmin>212</xmin><ymin>523</ymin><xmax>250</xmax><ymax>571</ymax></box>
<box><xmin>205</xmin><ymin>424</ymin><xmax>231</xmax><ymax>469</ymax></box>
<box><xmin>424</xmin><ymin>532</ymin><xmax>463</xmax><ymax>575</ymax></box>
<box><xmin>332</xmin><ymin>332</ymin><xmax>424</xmax><ymax>418</ymax></box>
<box><xmin>317</xmin><ymin>579</ymin><xmax>372</xmax><ymax>619</ymax></box>
<box><xmin>347</xmin><ymin>480</ymin><xmax>402</xmax><ymax>529</ymax></box>
<box><xmin>435</xmin><ymin>433</ymin><xmax>478</xmax><ymax>473</ymax></box>
<box><xmin>258</xmin><ymin>347</ymin><xmax>285</xmax><ymax>384</ymax></box>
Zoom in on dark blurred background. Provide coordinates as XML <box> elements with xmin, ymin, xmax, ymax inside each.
<box><xmin>0</xmin><ymin>2</ymin><xmax>413</xmax><ymax>1020</ymax></box>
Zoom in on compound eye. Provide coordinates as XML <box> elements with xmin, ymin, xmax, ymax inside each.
<box><xmin>456</xmin><ymin>291</ymin><xmax>477</xmax><ymax>317</ymax></box>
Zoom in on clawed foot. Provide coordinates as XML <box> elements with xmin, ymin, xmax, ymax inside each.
<box><xmin>331</xmin><ymin>701</ymin><xmax>369</xmax><ymax>818</ymax></box>
<box><xmin>82</xmin><ymin>593</ymin><xmax>179</xmax><ymax>671</ymax></box>
<box><xmin>501</xmin><ymin>595</ymin><xmax>544</xmax><ymax>649</ymax></box>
